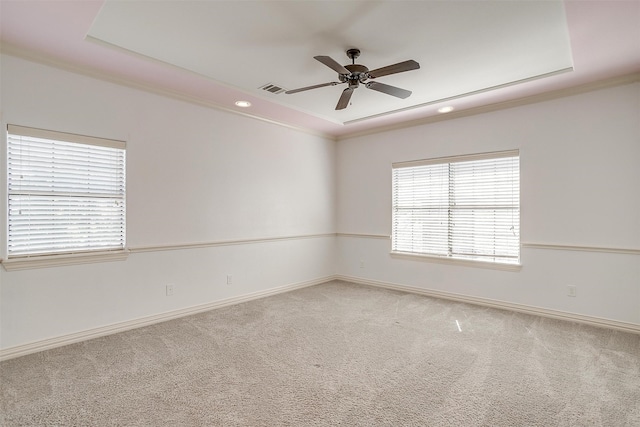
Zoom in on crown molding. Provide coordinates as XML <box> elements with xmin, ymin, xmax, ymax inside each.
<box><xmin>337</xmin><ymin>72</ymin><xmax>640</xmax><ymax>141</ymax></box>
<box><xmin>2</xmin><ymin>44</ymin><xmax>637</xmax><ymax>144</ymax></box>
<box><xmin>0</xmin><ymin>44</ymin><xmax>336</xmax><ymax>142</ymax></box>
<box><xmin>343</xmin><ymin>67</ymin><xmax>574</xmax><ymax>126</ymax></box>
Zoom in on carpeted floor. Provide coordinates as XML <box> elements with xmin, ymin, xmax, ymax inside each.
<box><xmin>1</xmin><ymin>280</ymin><xmax>639</xmax><ymax>426</ymax></box>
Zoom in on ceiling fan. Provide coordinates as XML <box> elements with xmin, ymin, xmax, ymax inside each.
<box><xmin>285</xmin><ymin>48</ymin><xmax>420</xmax><ymax>110</ymax></box>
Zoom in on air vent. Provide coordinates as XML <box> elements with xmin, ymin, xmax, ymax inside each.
<box><xmin>259</xmin><ymin>83</ymin><xmax>286</xmax><ymax>95</ymax></box>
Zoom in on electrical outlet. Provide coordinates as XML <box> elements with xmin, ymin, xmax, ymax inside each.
<box><xmin>166</xmin><ymin>284</ymin><xmax>174</xmax><ymax>296</ymax></box>
<box><xmin>359</xmin><ymin>260</ymin><xmax>365</xmax><ymax>269</ymax></box>
<box><xmin>227</xmin><ymin>274</ymin><xmax>233</xmax><ymax>285</ymax></box>
<box><xmin>567</xmin><ymin>285</ymin><xmax>577</xmax><ymax>297</ymax></box>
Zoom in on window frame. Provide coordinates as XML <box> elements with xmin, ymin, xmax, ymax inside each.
<box><xmin>3</xmin><ymin>125</ymin><xmax>128</xmax><ymax>270</ymax></box>
<box><xmin>391</xmin><ymin>150</ymin><xmax>521</xmax><ymax>271</ymax></box>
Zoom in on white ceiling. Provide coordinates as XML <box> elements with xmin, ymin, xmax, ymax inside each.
<box><xmin>87</xmin><ymin>1</ymin><xmax>573</xmax><ymax>125</ymax></box>
<box><xmin>1</xmin><ymin>1</ymin><xmax>639</xmax><ymax>138</ymax></box>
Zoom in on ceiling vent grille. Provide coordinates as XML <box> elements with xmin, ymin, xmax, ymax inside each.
<box><xmin>259</xmin><ymin>83</ymin><xmax>286</xmax><ymax>95</ymax></box>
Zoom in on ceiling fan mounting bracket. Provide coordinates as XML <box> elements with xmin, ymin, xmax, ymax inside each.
<box><xmin>346</xmin><ymin>48</ymin><xmax>361</xmax><ymax>63</ymax></box>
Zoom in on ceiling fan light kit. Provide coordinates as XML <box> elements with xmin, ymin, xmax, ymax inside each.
<box><xmin>285</xmin><ymin>48</ymin><xmax>420</xmax><ymax>110</ymax></box>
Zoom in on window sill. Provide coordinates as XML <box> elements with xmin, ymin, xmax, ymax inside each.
<box><xmin>390</xmin><ymin>251</ymin><xmax>521</xmax><ymax>272</ymax></box>
<box><xmin>1</xmin><ymin>250</ymin><xmax>129</xmax><ymax>271</ymax></box>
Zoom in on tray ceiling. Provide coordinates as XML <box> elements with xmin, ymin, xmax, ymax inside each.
<box><xmin>2</xmin><ymin>1</ymin><xmax>639</xmax><ymax>138</ymax></box>
<box><xmin>87</xmin><ymin>0</ymin><xmax>573</xmax><ymax>125</ymax></box>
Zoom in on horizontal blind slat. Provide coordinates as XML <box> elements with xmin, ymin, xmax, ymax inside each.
<box><xmin>392</xmin><ymin>151</ymin><xmax>519</xmax><ymax>264</ymax></box>
<box><xmin>7</xmin><ymin>128</ymin><xmax>126</xmax><ymax>257</ymax></box>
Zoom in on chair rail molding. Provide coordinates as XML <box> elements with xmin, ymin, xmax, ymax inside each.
<box><xmin>521</xmin><ymin>242</ymin><xmax>640</xmax><ymax>255</ymax></box>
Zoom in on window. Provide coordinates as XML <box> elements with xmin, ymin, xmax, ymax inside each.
<box><xmin>6</xmin><ymin>125</ymin><xmax>126</xmax><ymax>258</ymax></box>
<box><xmin>392</xmin><ymin>150</ymin><xmax>519</xmax><ymax>265</ymax></box>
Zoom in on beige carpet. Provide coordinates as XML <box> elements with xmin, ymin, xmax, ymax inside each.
<box><xmin>1</xmin><ymin>280</ymin><xmax>639</xmax><ymax>426</ymax></box>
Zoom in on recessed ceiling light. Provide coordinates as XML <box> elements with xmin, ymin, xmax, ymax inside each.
<box><xmin>235</xmin><ymin>101</ymin><xmax>251</xmax><ymax>108</ymax></box>
<box><xmin>438</xmin><ymin>106</ymin><xmax>454</xmax><ymax>113</ymax></box>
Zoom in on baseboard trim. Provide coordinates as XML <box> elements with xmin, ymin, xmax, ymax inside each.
<box><xmin>336</xmin><ymin>275</ymin><xmax>640</xmax><ymax>334</ymax></box>
<box><xmin>5</xmin><ymin>274</ymin><xmax>638</xmax><ymax>361</ymax></box>
<box><xmin>0</xmin><ymin>275</ymin><xmax>334</xmax><ymax>362</ymax></box>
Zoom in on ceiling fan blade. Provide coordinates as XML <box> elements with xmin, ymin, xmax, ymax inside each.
<box><xmin>336</xmin><ymin>88</ymin><xmax>354</xmax><ymax>110</ymax></box>
<box><xmin>315</xmin><ymin>56</ymin><xmax>350</xmax><ymax>75</ymax></box>
<box><xmin>368</xmin><ymin>60</ymin><xmax>420</xmax><ymax>79</ymax></box>
<box><xmin>366</xmin><ymin>81</ymin><xmax>412</xmax><ymax>99</ymax></box>
<box><xmin>285</xmin><ymin>81</ymin><xmax>340</xmax><ymax>94</ymax></box>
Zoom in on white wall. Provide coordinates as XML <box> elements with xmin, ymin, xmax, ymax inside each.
<box><xmin>336</xmin><ymin>82</ymin><xmax>640</xmax><ymax>325</ymax></box>
<box><xmin>1</xmin><ymin>53</ymin><xmax>638</xmax><ymax>353</ymax></box>
<box><xmin>0</xmin><ymin>54</ymin><xmax>337</xmax><ymax>350</ymax></box>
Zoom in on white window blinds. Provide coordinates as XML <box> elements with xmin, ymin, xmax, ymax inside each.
<box><xmin>7</xmin><ymin>125</ymin><xmax>126</xmax><ymax>257</ymax></box>
<box><xmin>392</xmin><ymin>151</ymin><xmax>519</xmax><ymax>265</ymax></box>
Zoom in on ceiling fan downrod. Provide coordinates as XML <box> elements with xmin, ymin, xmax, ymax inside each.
<box><xmin>346</xmin><ymin>48</ymin><xmax>360</xmax><ymax>64</ymax></box>
<box><xmin>342</xmin><ymin>49</ymin><xmax>369</xmax><ymax>86</ymax></box>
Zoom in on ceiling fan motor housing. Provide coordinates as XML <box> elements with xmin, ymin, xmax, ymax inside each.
<box><xmin>340</xmin><ymin>64</ymin><xmax>370</xmax><ymax>88</ymax></box>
